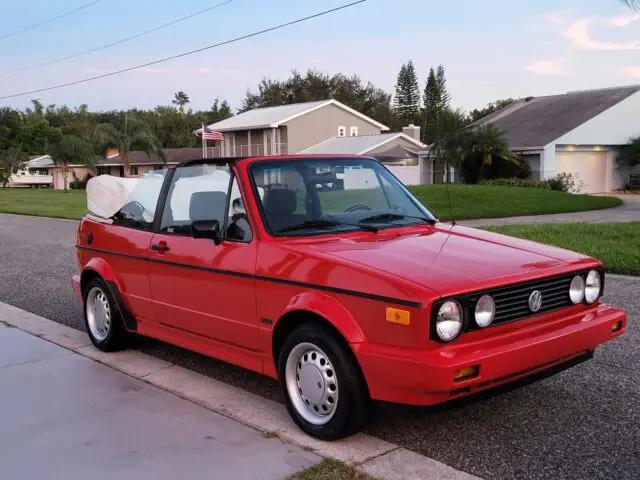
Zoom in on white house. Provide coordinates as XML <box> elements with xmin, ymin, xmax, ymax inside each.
<box><xmin>8</xmin><ymin>155</ymin><xmax>54</xmax><ymax>188</ymax></box>
<box><xmin>473</xmin><ymin>85</ymin><xmax>640</xmax><ymax>193</ymax></box>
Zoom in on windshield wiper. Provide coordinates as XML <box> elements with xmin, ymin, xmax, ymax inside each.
<box><xmin>359</xmin><ymin>213</ymin><xmax>435</xmax><ymax>225</ymax></box>
<box><xmin>277</xmin><ymin>219</ymin><xmax>378</xmax><ymax>234</ymax></box>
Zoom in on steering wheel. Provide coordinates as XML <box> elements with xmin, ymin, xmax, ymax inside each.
<box><xmin>344</xmin><ymin>204</ymin><xmax>372</xmax><ymax>213</ymax></box>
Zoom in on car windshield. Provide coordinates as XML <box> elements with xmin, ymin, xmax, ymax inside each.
<box><xmin>250</xmin><ymin>158</ymin><xmax>436</xmax><ymax>235</ymax></box>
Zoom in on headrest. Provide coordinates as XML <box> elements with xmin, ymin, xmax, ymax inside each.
<box><xmin>189</xmin><ymin>191</ymin><xmax>227</xmax><ymax>222</ymax></box>
<box><xmin>263</xmin><ymin>188</ymin><xmax>297</xmax><ymax>215</ymax></box>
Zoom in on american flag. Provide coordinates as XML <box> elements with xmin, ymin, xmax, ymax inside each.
<box><xmin>200</xmin><ymin>126</ymin><xmax>224</xmax><ymax>141</ymax></box>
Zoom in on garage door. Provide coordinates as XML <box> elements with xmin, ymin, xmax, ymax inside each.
<box><xmin>555</xmin><ymin>151</ymin><xmax>608</xmax><ymax>194</ymax></box>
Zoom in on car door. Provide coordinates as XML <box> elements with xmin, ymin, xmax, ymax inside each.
<box><xmin>147</xmin><ymin>164</ymin><xmax>260</xmax><ymax>351</ymax></box>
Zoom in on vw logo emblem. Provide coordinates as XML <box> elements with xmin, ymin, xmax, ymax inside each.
<box><xmin>528</xmin><ymin>290</ymin><xmax>543</xmax><ymax>312</ymax></box>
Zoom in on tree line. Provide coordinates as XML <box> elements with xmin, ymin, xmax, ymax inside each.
<box><xmin>0</xmin><ymin>67</ymin><xmax>530</xmax><ymax>187</ymax></box>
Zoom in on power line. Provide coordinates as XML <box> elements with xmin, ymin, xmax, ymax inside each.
<box><xmin>0</xmin><ymin>0</ymin><xmax>105</xmax><ymax>41</ymax></box>
<box><xmin>0</xmin><ymin>0</ymin><xmax>366</xmax><ymax>101</ymax></box>
<box><xmin>0</xmin><ymin>0</ymin><xmax>235</xmax><ymax>76</ymax></box>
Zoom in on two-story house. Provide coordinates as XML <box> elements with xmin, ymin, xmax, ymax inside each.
<box><xmin>200</xmin><ymin>99</ymin><xmax>426</xmax><ymax>184</ymax></box>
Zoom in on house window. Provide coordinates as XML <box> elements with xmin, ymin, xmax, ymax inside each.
<box><xmin>350</xmin><ymin>126</ymin><xmax>358</xmax><ymax>137</ymax></box>
<box><xmin>338</xmin><ymin>126</ymin><xmax>346</xmax><ymax>137</ymax></box>
<box><xmin>131</xmin><ymin>166</ymin><xmax>139</xmax><ymax>175</ymax></box>
<box><xmin>97</xmin><ymin>167</ymin><xmax>109</xmax><ymax>176</ymax></box>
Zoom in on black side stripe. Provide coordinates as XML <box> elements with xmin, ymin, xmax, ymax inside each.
<box><xmin>76</xmin><ymin>245</ymin><xmax>422</xmax><ymax>309</ymax></box>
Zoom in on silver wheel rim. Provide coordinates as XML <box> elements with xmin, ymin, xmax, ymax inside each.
<box><xmin>86</xmin><ymin>286</ymin><xmax>111</xmax><ymax>342</ymax></box>
<box><xmin>285</xmin><ymin>342</ymin><xmax>339</xmax><ymax>425</ymax></box>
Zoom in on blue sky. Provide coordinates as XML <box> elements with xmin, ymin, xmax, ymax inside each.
<box><xmin>0</xmin><ymin>0</ymin><xmax>639</xmax><ymax>114</ymax></box>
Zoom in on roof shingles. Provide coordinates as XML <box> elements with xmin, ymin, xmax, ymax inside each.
<box><xmin>477</xmin><ymin>85</ymin><xmax>640</xmax><ymax>148</ymax></box>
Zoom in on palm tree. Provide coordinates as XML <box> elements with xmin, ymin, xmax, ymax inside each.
<box><xmin>172</xmin><ymin>91</ymin><xmax>190</xmax><ymax>114</ymax></box>
<box><xmin>468</xmin><ymin>124</ymin><xmax>519</xmax><ymax>179</ymax></box>
<box><xmin>431</xmin><ymin>108</ymin><xmax>472</xmax><ymax>180</ymax></box>
<box><xmin>50</xmin><ymin>134</ymin><xmax>95</xmax><ymax>192</ymax></box>
<box><xmin>0</xmin><ymin>146</ymin><xmax>28</xmax><ymax>188</ymax></box>
<box><xmin>94</xmin><ymin>115</ymin><xmax>166</xmax><ymax>177</ymax></box>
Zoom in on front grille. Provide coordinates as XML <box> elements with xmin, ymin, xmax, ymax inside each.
<box><xmin>468</xmin><ymin>272</ymin><xmax>575</xmax><ymax>326</ymax></box>
<box><xmin>430</xmin><ymin>268</ymin><xmax>604</xmax><ymax>341</ymax></box>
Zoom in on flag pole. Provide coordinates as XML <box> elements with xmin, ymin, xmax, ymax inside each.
<box><xmin>201</xmin><ymin>123</ymin><xmax>205</xmax><ymax>158</ymax></box>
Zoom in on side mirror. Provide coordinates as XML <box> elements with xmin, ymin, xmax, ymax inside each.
<box><xmin>191</xmin><ymin>219</ymin><xmax>222</xmax><ymax>245</ymax></box>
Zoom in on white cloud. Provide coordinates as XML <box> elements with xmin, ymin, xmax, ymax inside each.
<box><xmin>619</xmin><ymin>66</ymin><xmax>640</xmax><ymax>77</ymax></box>
<box><xmin>525</xmin><ymin>59</ymin><xmax>567</xmax><ymax>76</ymax></box>
<box><xmin>605</xmin><ymin>13</ymin><xmax>640</xmax><ymax>27</ymax></box>
<box><xmin>563</xmin><ymin>18</ymin><xmax>640</xmax><ymax>50</ymax></box>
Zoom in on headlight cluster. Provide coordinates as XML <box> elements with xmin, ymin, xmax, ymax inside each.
<box><xmin>435</xmin><ymin>294</ymin><xmax>497</xmax><ymax>342</ymax></box>
<box><xmin>569</xmin><ymin>269</ymin><xmax>602</xmax><ymax>305</ymax></box>
<box><xmin>433</xmin><ymin>269</ymin><xmax>603</xmax><ymax>342</ymax></box>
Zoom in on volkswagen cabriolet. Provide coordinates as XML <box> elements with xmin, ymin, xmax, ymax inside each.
<box><xmin>72</xmin><ymin>155</ymin><xmax>626</xmax><ymax>440</ymax></box>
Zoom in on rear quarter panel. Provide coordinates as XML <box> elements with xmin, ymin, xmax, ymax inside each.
<box><xmin>77</xmin><ymin>218</ymin><xmax>154</xmax><ymax>320</ymax></box>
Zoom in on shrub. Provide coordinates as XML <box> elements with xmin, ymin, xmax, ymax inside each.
<box><xmin>481</xmin><ymin>178</ymin><xmax>551</xmax><ymax>189</ymax></box>
<box><xmin>548</xmin><ymin>172</ymin><xmax>584</xmax><ymax>193</ymax></box>
<box><xmin>69</xmin><ymin>172</ymin><xmax>93</xmax><ymax>190</ymax></box>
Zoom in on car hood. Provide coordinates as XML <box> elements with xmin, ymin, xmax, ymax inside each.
<box><xmin>296</xmin><ymin>224</ymin><xmax>595</xmax><ymax>297</ymax></box>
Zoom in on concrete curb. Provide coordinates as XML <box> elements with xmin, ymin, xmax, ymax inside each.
<box><xmin>0</xmin><ymin>302</ymin><xmax>480</xmax><ymax>480</ymax></box>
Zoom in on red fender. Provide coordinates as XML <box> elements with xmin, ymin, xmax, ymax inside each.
<box><xmin>81</xmin><ymin>257</ymin><xmax>125</xmax><ymax>294</ymax></box>
<box><xmin>278</xmin><ymin>291</ymin><xmax>366</xmax><ymax>344</ymax></box>
<box><xmin>80</xmin><ymin>258</ymin><xmax>138</xmax><ymax>331</ymax></box>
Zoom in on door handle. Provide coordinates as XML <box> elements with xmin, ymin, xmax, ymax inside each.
<box><xmin>151</xmin><ymin>243</ymin><xmax>170</xmax><ymax>252</ymax></box>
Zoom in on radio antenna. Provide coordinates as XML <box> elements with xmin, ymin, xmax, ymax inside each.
<box><xmin>435</xmin><ymin>109</ymin><xmax>456</xmax><ymax>226</ymax></box>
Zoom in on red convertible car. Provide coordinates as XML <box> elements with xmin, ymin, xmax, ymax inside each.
<box><xmin>73</xmin><ymin>155</ymin><xmax>626</xmax><ymax>440</ymax></box>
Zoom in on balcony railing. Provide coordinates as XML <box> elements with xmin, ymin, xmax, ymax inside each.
<box><xmin>204</xmin><ymin>143</ymin><xmax>288</xmax><ymax>158</ymax></box>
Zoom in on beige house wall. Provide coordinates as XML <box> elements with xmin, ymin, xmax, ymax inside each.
<box><xmin>52</xmin><ymin>166</ymin><xmax>93</xmax><ymax>190</ymax></box>
<box><xmin>285</xmin><ymin>104</ymin><xmax>382</xmax><ymax>153</ymax></box>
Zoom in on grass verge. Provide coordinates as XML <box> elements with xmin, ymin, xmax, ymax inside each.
<box><xmin>0</xmin><ymin>189</ymin><xmax>86</xmax><ymax>220</ymax></box>
<box><xmin>486</xmin><ymin>222</ymin><xmax>640</xmax><ymax>276</ymax></box>
<box><xmin>288</xmin><ymin>459</ymin><xmax>375</xmax><ymax>480</ymax></box>
<box><xmin>0</xmin><ymin>185</ymin><xmax>622</xmax><ymax>222</ymax></box>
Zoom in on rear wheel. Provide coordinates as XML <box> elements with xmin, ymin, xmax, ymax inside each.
<box><xmin>278</xmin><ymin>323</ymin><xmax>370</xmax><ymax>440</ymax></box>
<box><xmin>83</xmin><ymin>277</ymin><xmax>129</xmax><ymax>352</ymax></box>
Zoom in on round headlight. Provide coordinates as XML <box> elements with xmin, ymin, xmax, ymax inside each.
<box><xmin>436</xmin><ymin>300</ymin><xmax>463</xmax><ymax>342</ymax></box>
<box><xmin>569</xmin><ymin>275</ymin><xmax>586</xmax><ymax>304</ymax></box>
<box><xmin>475</xmin><ymin>295</ymin><xmax>495</xmax><ymax>328</ymax></box>
<box><xmin>585</xmin><ymin>270</ymin><xmax>601</xmax><ymax>304</ymax></box>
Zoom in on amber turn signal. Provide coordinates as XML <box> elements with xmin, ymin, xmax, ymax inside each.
<box><xmin>453</xmin><ymin>365</ymin><xmax>479</xmax><ymax>382</ymax></box>
<box><xmin>611</xmin><ymin>320</ymin><xmax>623</xmax><ymax>333</ymax></box>
<box><xmin>385</xmin><ymin>307</ymin><xmax>410</xmax><ymax>326</ymax></box>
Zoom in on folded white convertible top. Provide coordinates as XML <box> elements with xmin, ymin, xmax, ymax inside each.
<box><xmin>86</xmin><ymin>175</ymin><xmax>140</xmax><ymax>219</ymax></box>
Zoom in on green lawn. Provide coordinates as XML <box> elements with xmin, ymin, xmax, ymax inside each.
<box><xmin>0</xmin><ymin>188</ymin><xmax>87</xmax><ymax>220</ymax></box>
<box><xmin>486</xmin><ymin>222</ymin><xmax>640</xmax><ymax>276</ymax></box>
<box><xmin>0</xmin><ymin>184</ymin><xmax>622</xmax><ymax>222</ymax></box>
<box><xmin>409</xmin><ymin>185</ymin><xmax>622</xmax><ymax>221</ymax></box>
<box><xmin>288</xmin><ymin>459</ymin><xmax>374</xmax><ymax>480</ymax></box>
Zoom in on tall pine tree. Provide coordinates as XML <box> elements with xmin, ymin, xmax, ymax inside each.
<box><xmin>423</xmin><ymin>64</ymin><xmax>451</xmax><ymax>144</ymax></box>
<box><xmin>394</xmin><ymin>60</ymin><xmax>420</xmax><ymax>125</ymax></box>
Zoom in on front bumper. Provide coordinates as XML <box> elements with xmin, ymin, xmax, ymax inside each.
<box><xmin>355</xmin><ymin>304</ymin><xmax>626</xmax><ymax>406</ymax></box>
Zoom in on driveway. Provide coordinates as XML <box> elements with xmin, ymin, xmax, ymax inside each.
<box><xmin>461</xmin><ymin>194</ymin><xmax>639</xmax><ymax>227</ymax></box>
<box><xmin>0</xmin><ymin>212</ymin><xmax>638</xmax><ymax>480</ymax></box>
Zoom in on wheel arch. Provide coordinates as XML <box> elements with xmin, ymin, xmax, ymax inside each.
<box><xmin>80</xmin><ymin>259</ymin><xmax>137</xmax><ymax>331</ymax></box>
<box><xmin>271</xmin><ymin>291</ymin><xmax>366</xmax><ymax>372</ymax></box>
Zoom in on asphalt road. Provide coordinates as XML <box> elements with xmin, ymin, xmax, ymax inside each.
<box><xmin>1</xmin><ymin>212</ymin><xmax>638</xmax><ymax>480</ymax></box>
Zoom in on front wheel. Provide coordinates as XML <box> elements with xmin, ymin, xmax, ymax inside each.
<box><xmin>278</xmin><ymin>323</ymin><xmax>370</xmax><ymax>440</ymax></box>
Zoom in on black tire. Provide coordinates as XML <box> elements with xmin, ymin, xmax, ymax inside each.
<box><xmin>277</xmin><ymin>322</ymin><xmax>370</xmax><ymax>440</ymax></box>
<box><xmin>83</xmin><ymin>277</ymin><xmax>129</xmax><ymax>352</ymax></box>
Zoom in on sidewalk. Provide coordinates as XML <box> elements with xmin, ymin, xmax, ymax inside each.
<box><xmin>0</xmin><ymin>323</ymin><xmax>320</xmax><ymax>480</ymax></box>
